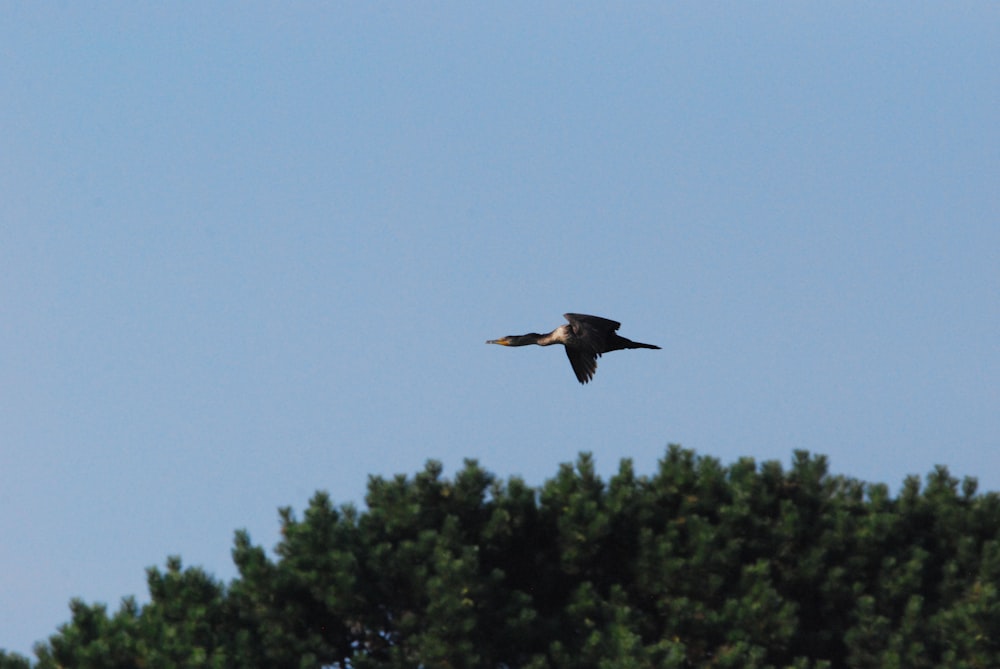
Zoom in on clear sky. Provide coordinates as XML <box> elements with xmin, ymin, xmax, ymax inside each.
<box><xmin>2</xmin><ymin>3</ymin><xmax>998</xmax><ymax>657</ymax></box>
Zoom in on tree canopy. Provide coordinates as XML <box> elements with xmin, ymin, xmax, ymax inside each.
<box><xmin>4</xmin><ymin>446</ymin><xmax>1000</xmax><ymax>668</ymax></box>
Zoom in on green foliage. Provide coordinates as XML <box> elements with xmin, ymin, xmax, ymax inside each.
<box><xmin>8</xmin><ymin>448</ymin><xmax>1000</xmax><ymax>668</ymax></box>
<box><xmin>0</xmin><ymin>651</ymin><xmax>32</xmax><ymax>669</ymax></box>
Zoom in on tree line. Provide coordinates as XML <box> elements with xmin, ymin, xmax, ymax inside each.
<box><xmin>3</xmin><ymin>446</ymin><xmax>1000</xmax><ymax>668</ymax></box>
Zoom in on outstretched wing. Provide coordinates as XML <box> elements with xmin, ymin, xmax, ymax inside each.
<box><xmin>562</xmin><ymin>314</ymin><xmax>612</xmax><ymax>383</ymax></box>
<box><xmin>564</xmin><ymin>313</ymin><xmax>621</xmax><ymax>332</ymax></box>
<box><xmin>564</xmin><ymin>313</ymin><xmax>620</xmax><ymax>353</ymax></box>
<box><xmin>564</xmin><ymin>345</ymin><xmax>598</xmax><ymax>384</ymax></box>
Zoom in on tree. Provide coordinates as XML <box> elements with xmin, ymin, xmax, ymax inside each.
<box><xmin>7</xmin><ymin>446</ymin><xmax>1000</xmax><ymax>667</ymax></box>
<box><xmin>0</xmin><ymin>651</ymin><xmax>32</xmax><ymax>669</ymax></box>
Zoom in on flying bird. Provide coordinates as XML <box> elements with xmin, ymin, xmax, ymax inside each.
<box><xmin>486</xmin><ymin>313</ymin><xmax>660</xmax><ymax>384</ymax></box>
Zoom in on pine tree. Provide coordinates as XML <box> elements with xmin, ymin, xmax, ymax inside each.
<box><xmin>9</xmin><ymin>447</ymin><xmax>1000</xmax><ymax>668</ymax></box>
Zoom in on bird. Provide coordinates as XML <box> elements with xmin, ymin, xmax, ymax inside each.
<box><xmin>486</xmin><ymin>313</ymin><xmax>660</xmax><ymax>384</ymax></box>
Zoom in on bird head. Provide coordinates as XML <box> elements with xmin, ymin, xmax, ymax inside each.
<box><xmin>486</xmin><ymin>334</ymin><xmax>543</xmax><ymax>346</ymax></box>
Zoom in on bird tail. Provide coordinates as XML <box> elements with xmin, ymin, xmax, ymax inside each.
<box><xmin>612</xmin><ymin>335</ymin><xmax>661</xmax><ymax>351</ymax></box>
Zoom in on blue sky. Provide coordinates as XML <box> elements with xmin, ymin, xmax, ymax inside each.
<box><xmin>2</xmin><ymin>3</ymin><xmax>998</xmax><ymax>656</ymax></box>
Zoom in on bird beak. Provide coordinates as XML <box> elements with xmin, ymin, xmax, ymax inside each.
<box><xmin>486</xmin><ymin>338</ymin><xmax>510</xmax><ymax>346</ymax></box>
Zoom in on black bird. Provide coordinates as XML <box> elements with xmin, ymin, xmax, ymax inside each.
<box><xmin>487</xmin><ymin>313</ymin><xmax>660</xmax><ymax>384</ymax></box>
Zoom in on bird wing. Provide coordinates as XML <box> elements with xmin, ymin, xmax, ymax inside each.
<box><xmin>564</xmin><ymin>313</ymin><xmax>621</xmax><ymax>332</ymax></box>
<box><xmin>564</xmin><ymin>313</ymin><xmax>619</xmax><ymax>353</ymax></box>
<box><xmin>564</xmin><ymin>345</ymin><xmax>598</xmax><ymax>384</ymax></box>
